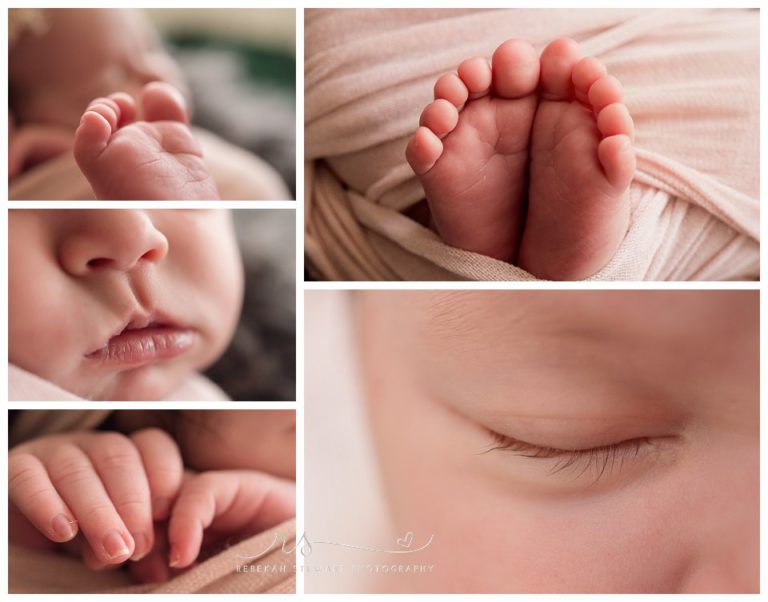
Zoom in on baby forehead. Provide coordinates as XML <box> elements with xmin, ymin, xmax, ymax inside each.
<box><xmin>404</xmin><ymin>290</ymin><xmax>756</xmax><ymax>346</ymax></box>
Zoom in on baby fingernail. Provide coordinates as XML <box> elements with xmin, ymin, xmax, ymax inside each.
<box><xmin>102</xmin><ymin>530</ymin><xmax>131</xmax><ymax>561</ymax></box>
<box><xmin>168</xmin><ymin>546</ymin><xmax>182</xmax><ymax>568</ymax></box>
<box><xmin>51</xmin><ymin>514</ymin><xmax>77</xmax><ymax>541</ymax></box>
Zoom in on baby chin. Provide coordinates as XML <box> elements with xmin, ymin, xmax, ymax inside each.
<box><xmin>84</xmin><ymin>362</ymin><xmax>196</xmax><ymax>401</ymax></box>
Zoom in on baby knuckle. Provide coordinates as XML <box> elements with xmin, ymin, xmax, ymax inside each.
<box><xmin>92</xmin><ymin>433</ymin><xmax>139</xmax><ymax>468</ymax></box>
<box><xmin>148</xmin><ymin>465</ymin><xmax>182</xmax><ymax>491</ymax></box>
<box><xmin>77</xmin><ymin>501</ymin><xmax>118</xmax><ymax>523</ymax></box>
<box><xmin>8</xmin><ymin>453</ymin><xmax>42</xmax><ymax>489</ymax></box>
<box><xmin>50</xmin><ymin>463</ymin><xmax>94</xmax><ymax>488</ymax></box>
<box><xmin>97</xmin><ymin>450</ymin><xmax>139</xmax><ymax>472</ymax></box>
<box><xmin>192</xmin><ymin>472</ymin><xmax>222</xmax><ymax>489</ymax></box>
<box><xmin>94</xmin><ymin>432</ymin><xmax>133</xmax><ymax>451</ymax></box>
<box><xmin>47</xmin><ymin>444</ymin><xmax>92</xmax><ymax>485</ymax></box>
<box><xmin>170</xmin><ymin>508</ymin><xmax>202</xmax><ymax>526</ymax></box>
<box><xmin>113</xmin><ymin>497</ymin><xmax>148</xmax><ymax>513</ymax></box>
<box><xmin>180</xmin><ymin>485</ymin><xmax>215</xmax><ymax>507</ymax></box>
<box><xmin>24</xmin><ymin>485</ymin><xmax>59</xmax><ymax>506</ymax></box>
<box><xmin>132</xmin><ymin>427</ymin><xmax>175</xmax><ymax>447</ymax></box>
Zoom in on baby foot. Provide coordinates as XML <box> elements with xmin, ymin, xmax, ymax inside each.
<box><xmin>518</xmin><ymin>38</ymin><xmax>635</xmax><ymax>280</ymax></box>
<box><xmin>406</xmin><ymin>40</ymin><xmax>540</xmax><ymax>262</ymax></box>
<box><xmin>407</xmin><ymin>38</ymin><xmax>635</xmax><ymax>279</ymax></box>
<box><xmin>74</xmin><ymin>82</ymin><xmax>219</xmax><ymax>200</ymax></box>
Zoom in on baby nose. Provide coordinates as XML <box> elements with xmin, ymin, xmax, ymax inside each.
<box><xmin>59</xmin><ymin>210</ymin><xmax>169</xmax><ymax>276</ymax></box>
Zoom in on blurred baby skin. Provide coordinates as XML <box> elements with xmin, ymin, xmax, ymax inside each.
<box><xmin>10</xmin><ymin>9</ymin><xmax>185</xmax><ymax>131</ymax></box>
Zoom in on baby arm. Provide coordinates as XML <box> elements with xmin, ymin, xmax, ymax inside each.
<box><xmin>8</xmin><ymin>428</ymin><xmax>183</xmax><ymax>568</ymax></box>
<box><xmin>166</xmin><ymin>470</ymin><xmax>296</xmax><ymax>569</ymax></box>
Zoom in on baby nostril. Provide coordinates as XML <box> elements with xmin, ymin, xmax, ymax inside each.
<box><xmin>86</xmin><ymin>258</ymin><xmax>112</xmax><ymax>269</ymax></box>
<box><xmin>140</xmin><ymin>249</ymin><xmax>164</xmax><ymax>263</ymax></box>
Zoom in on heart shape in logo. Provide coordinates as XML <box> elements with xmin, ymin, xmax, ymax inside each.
<box><xmin>396</xmin><ymin>531</ymin><xmax>414</xmax><ymax>548</ymax></box>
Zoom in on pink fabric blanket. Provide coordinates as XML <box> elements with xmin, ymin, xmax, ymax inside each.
<box><xmin>9</xmin><ymin>364</ymin><xmax>230</xmax><ymax>401</ymax></box>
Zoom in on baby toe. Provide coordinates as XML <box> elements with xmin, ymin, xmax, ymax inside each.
<box><xmin>434</xmin><ymin>72</ymin><xmax>469</xmax><ymax>108</ymax></box>
<box><xmin>597</xmin><ymin>102</ymin><xmax>635</xmax><ymax>141</ymax></box>
<box><xmin>539</xmin><ymin>37</ymin><xmax>582</xmax><ymax>100</ymax></box>
<box><xmin>491</xmin><ymin>39</ymin><xmax>539</xmax><ymax>99</ymax></box>
<box><xmin>107</xmin><ymin>92</ymin><xmax>137</xmax><ymax>127</ymax></box>
<box><xmin>457</xmin><ymin>57</ymin><xmax>492</xmax><ymax>99</ymax></box>
<box><xmin>84</xmin><ymin>98</ymin><xmax>121</xmax><ymax>132</ymax></box>
<box><xmin>419</xmin><ymin>99</ymin><xmax>459</xmax><ymax>138</ymax></box>
<box><xmin>572</xmin><ymin>56</ymin><xmax>607</xmax><ymax>104</ymax></box>
<box><xmin>74</xmin><ymin>111</ymin><xmax>113</xmax><ymax>166</ymax></box>
<box><xmin>588</xmin><ymin>74</ymin><xmax>624</xmax><ymax>113</ymax></box>
<box><xmin>598</xmin><ymin>134</ymin><xmax>635</xmax><ymax>189</ymax></box>
<box><xmin>406</xmin><ymin>126</ymin><xmax>444</xmax><ymax>176</ymax></box>
<box><xmin>140</xmin><ymin>82</ymin><xmax>189</xmax><ymax>124</ymax></box>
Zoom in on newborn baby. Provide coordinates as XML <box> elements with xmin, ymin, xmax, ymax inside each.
<box><xmin>8</xmin><ymin>410</ymin><xmax>295</xmax><ymax>585</ymax></box>
<box><xmin>9</xmin><ymin>8</ymin><xmax>287</xmax><ymax>200</ymax></box>
<box><xmin>8</xmin><ymin>209</ymin><xmax>243</xmax><ymax>401</ymax></box>
<box><xmin>406</xmin><ymin>38</ymin><xmax>635</xmax><ymax>280</ymax></box>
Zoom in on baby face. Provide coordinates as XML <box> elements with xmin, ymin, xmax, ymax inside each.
<box><xmin>358</xmin><ymin>291</ymin><xmax>758</xmax><ymax>593</ymax></box>
<box><xmin>9</xmin><ymin>210</ymin><xmax>243</xmax><ymax>400</ymax></box>
<box><xmin>10</xmin><ymin>9</ymin><xmax>186</xmax><ymax>128</ymax></box>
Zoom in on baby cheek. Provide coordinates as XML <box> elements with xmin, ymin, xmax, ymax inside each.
<box><xmin>177</xmin><ymin>220</ymin><xmax>243</xmax><ymax>352</ymax></box>
<box><xmin>9</xmin><ymin>264</ymin><xmax>84</xmax><ymax>382</ymax></box>
<box><xmin>490</xmin><ymin>480</ymin><xmax>693</xmax><ymax>593</ymax></box>
<box><xmin>203</xmin><ymin>238</ymin><xmax>244</xmax><ymax>340</ymax></box>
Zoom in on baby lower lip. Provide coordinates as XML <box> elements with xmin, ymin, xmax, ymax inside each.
<box><xmin>87</xmin><ymin>326</ymin><xmax>195</xmax><ymax>366</ymax></box>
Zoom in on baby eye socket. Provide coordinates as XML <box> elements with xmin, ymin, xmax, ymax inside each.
<box><xmin>483</xmin><ymin>429</ymin><xmax>650</xmax><ymax>483</ymax></box>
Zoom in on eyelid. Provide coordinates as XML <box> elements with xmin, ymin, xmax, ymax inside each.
<box><xmin>483</xmin><ymin>429</ymin><xmax>650</xmax><ymax>482</ymax></box>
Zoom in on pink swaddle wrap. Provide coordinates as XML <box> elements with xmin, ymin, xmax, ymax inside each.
<box><xmin>9</xmin><ymin>364</ymin><xmax>230</xmax><ymax>401</ymax></box>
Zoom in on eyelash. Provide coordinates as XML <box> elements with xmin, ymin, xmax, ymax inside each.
<box><xmin>484</xmin><ymin>430</ymin><xmax>649</xmax><ymax>482</ymax></box>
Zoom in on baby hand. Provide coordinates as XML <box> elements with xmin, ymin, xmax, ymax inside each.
<box><xmin>8</xmin><ymin>122</ymin><xmax>74</xmax><ymax>179</ymax></box>
<box><xmin>166</xmin><ymin>470</ymin><xmax>296</xmax><ymax>569</ymax></box>
<box><xmin>8</xmin><ymin>429</ymin><xmax>184</xmax><ymax>567</ymax></box>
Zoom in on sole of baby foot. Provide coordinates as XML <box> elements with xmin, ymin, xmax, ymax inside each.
<box><xmin>517</xmin><ymin>38</ymin><xmax>635</xmax><ymax>280</ymax></box>
<box><xmin>74</xmin><ymin>83</ymin><xmax>219</xmax><ymax>200</ymax></box>
<box><xmin>406</xmin><ymin>39</ymin><xmax>540</xmax><ymax>262</ymax></box>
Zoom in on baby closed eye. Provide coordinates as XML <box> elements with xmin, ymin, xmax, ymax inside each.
<box><xmin>482</xmin><ymin>430</ymin><xmax>661</xmax><ymax>485</ymax></box>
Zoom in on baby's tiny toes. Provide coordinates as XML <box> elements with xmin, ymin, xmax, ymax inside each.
<box><xmin>598</xmin><ymin>134</ymin><xmax>635</xmax><ymax>189</ymax></box>
<box><xmin>406</xmin><ymin>127</ymin><xmax>443</xmax><ymax>176</ymax></box>
<box><xmin>597</xmin><ymin>103</ymin><xmax>635</xmax><ymax>141</ymax></box>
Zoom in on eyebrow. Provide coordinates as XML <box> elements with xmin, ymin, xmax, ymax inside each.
<box><xmin>415</xmin><ymin>292</ymin><xmax>702</xmax><ymax>429</ymax></box>
<box><xmin>424</xmin><ymin>291</ymin><xmax>617</xmax><ymax>349</ymax></box>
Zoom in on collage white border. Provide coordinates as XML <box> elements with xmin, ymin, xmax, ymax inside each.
<box><xmin>2</xmin><ymin>1</ymin><xmax>764</xmax><ymax>600</ymax></box>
